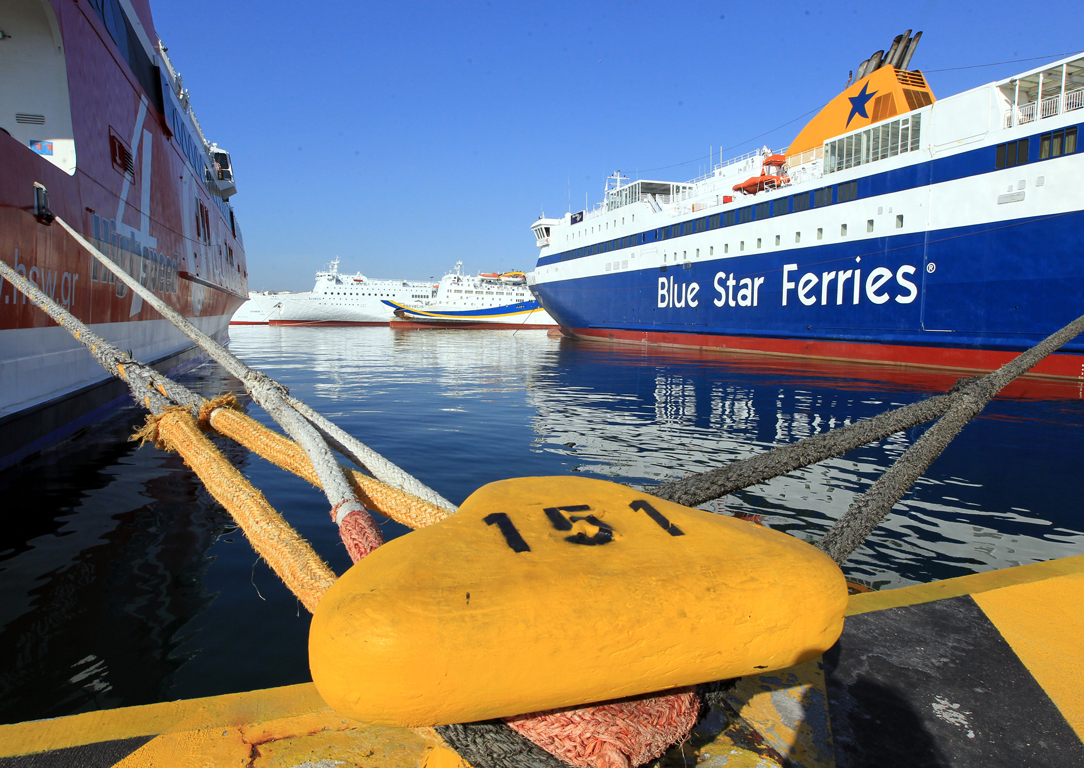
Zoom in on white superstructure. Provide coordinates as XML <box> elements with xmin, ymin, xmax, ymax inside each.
<box><xmin>269</xmin><ymin>259</ymin><xmax>436</xmax><ymax>326</ymax></box>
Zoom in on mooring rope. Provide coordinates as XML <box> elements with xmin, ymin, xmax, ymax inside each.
<box><xmin>817</xmin><ymin>310</ymin><xmax>1084</xmax><ymax>563</ymax></box>
<box><xmin>652</xmin><ymin>312</ymin><xmax>1084</xmax><ymax>565</ymax></box>
<box><xmin>54</xmin><ymin>219</ymin><xmax>373</xmax><ymax>543</ymax></box>
<box><xmin>54</xmin><ymin>216</ymin><xmax>453</xmax><ymax>549</ymax></box>
<box><xmin>55</xmin><ymin>216</ymin><xmax>454</xmax><ymax>514</ymax></box>
<box><xmin>0</xmin><ymin>257</ymin><xmax>417</xmax><ymax>601</ymax></box>
<box><xmin>142</xmin><ymin>407</ymin><xmax>337</xmax><ymax>612</ymax></box>
<box><xmin>0</xmin><ymin>259</ymin><xmax>340</xmax><ymax>611</ymax></box>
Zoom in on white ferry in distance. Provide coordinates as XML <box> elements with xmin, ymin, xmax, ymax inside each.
<box><xmin>383</xmin><ymin>261</ymin><xmax>556</xmax><ymax>328</ymax></box>
<box><xmin>528</xmin><ymin>33</ymin><xmax>1084</xmax><ymax>378</ymax></box>
<box><xmin>230</xmin><ymin>289</ymin><xmax>308</xmax><ymax>325</ymax></box>
<box><xmin>265</xmin><ymin>258</ymin><xmax>436</xmax><ymax>326</ymax></box>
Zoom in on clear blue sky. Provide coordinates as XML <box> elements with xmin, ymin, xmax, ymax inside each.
<box><xmin>152</xmin><ymin>1</ymin><xmax>1082</xmax><ymax>292</ymax></box>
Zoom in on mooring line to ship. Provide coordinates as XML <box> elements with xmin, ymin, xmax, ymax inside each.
<box><xmin>52</xmin><ymin>216</ymin><xmax>456</xmax><ymax>516</ymax></box>
<box><xmin>649</xmin><ymin>311</ymin><xmax>1084</xmax><ymax>563</ymax></box>
<box><xmin>8</xmin><ymin>233</ymin><xmax>1084</xmax><ymax>768</ymax></box>
<box><xmin>0</xmin><ymin>257</ymin><xmax>449</xmax><ymax>601</ymax></box>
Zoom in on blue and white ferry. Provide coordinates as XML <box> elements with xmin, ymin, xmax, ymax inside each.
<box><xmin>528</xmin><ymin>33</ymin><xmax>1084</xmax><ymax>378</ymax></box>
<box><xmin>384</xmin><ymin>261</ymin><xmax>555</xmax><ymax>328</ymax></box>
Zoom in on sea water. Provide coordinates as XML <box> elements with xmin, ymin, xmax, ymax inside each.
<box><xmin>1</xmin><ymin>325</ymin><xmax>1082</xmax><ymax>724</ymax></box>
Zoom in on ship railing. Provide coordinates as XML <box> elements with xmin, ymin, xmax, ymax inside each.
<box><xmin>1040</xmin><ymin>93</ymin><xmax>1062</xmax><ymax>119</ymax></box>
<box><xmin>786</xmin><ymin>145</ymin><xmax>824</xmax><ymax>169</ymax></box>
<box><xmin>1006</xmin><ymin>86</ymin><xmax>1084</xmax><ymax>127</ymax></box>
<box><xmin>685</xmin><ymin>147</ymin><xmax>788</xmax><ymax>185</ymax></box>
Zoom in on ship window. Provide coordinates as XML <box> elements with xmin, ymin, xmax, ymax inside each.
<box><xmin>793</xmin><ymin>193</ymin><xmax>811</xmax><ymax>212</ymax></box>
<box><xmin>1041</xmin><ymin>129</ymin><xmax>1075</xmax><ymax>159</ymax></box>
<box><xmin>755</xmin><ymin>202</ymin><xmax>769</xmax><ymax>220</ymax></box>
<box><xmin>814</xmin><ymin>187</ymin><xmax>832</xmax><ymax>207</ymax></box>
<box><xmin>896</xmin><ymin>215</ymin><xmax>904</xmax><ymax>228</ymax></box>
<box><xmin>740</xmin><ymin>241</ymin><xmax>745</xmax><ymax>251</ymax></box>
<box><xmin>774</xmin><ymin>235</ymin><xmax>780</xmax><ymax>245</ymax></box>
<box><xmin>671</xmin><ymin>224</ymin><xmax>680</xmax><ymax>238</ymax></box>
<box><xmin>757</xmin><ymin>238</ymin><xmax>762</xmax><ymax>249</ymax></box>
<box><xmin>709</xmin><ymin>214</ymin><xmax>720</xmax><ymax>229</ymax></box>
<box><xmin>838</xmin><ymin>181</ymin><xmax>857</xmax><ymax>202</ymax></box>
<box><xmin>724</xmin><ymin>244</ymin><xmax>729</xmax><ymax>253</ymax></box>
<box><xmin>867</xmin><ymin>219</ymin><xmax>874</xmax><ymax>232</ymax></box>
<box><xmin>817</xmin><ymin>227</ymin><xmax>823</xmax><ymax>240</ymax></box>
<box><xmin>841</xmin><ymin>224</ymin><xmax>848</xmax><ymax>237</ymax></box>
<box><xmin>739</xmin><ymin>208</ymin><xmax>752</xmax><ymax>224</ymax></box>
<box><xmin>724</xmin><ymin>211</ymin><xmax>736</xmax><ymax>226</ymax></box>
<box><xmin>795</xmin><ymin>232</ymin><xmax>801</xmax><ymax>243</ymax></box>
<box><xmin>996</xmin><ymin>138</ymin><xmax>1029</xmax><ymax>169</ymax></box>
<box><xmin>710</xmin><ymin>246</ymin><xmax>714</xmax><ymax>255</ymax></box>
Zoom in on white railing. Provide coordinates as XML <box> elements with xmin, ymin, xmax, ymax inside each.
<box><xmin>1006</xmin><ymin>87</ymin><xmax>1084</xmax><ymax>127</ymax></box>
<box><xmin>1040</xmin><ymin>94</ymin><xmax>1062</xmax><ymax>119</ymax></box>
<box><xmin>1016</xmin><ymin>102</ymin><xmax>1037</xmax><ymax>126</ymax></box>
<box><xmin>786</xmin><ymin>145</ymin><xmax>824</xmax><ymax>168</ymax></box>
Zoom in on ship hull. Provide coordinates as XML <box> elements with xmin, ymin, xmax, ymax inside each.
<box><xmin>533</xmin><ymin>209</ymin><xmax>1084</xmax><ymax>379</ymax></box>
<box><xmin>384</xmin><ymin>299</ymin><xmax>557</xmax><ymax>328</ymax></box>
<box><xmin>1</xmin><ymin>0</ymin><xmax>248</xmax><ymax>467</ymax></box>
<box><xmin>532</xmin><ymin>81</ymin><xmax>1084</xmax><ymax>379</ymax></box>
<box><xmin>0</xmin><ymin>320</ymin><xmax>229</xmax><ymax>471</ymax></box>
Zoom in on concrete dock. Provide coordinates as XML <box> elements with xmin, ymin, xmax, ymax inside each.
<box><xmin>2</xmin><ymin>554</ymin><xmax>1081</xmax><ymax>768</ymax></box>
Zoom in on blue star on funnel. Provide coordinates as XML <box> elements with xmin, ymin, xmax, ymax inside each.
<box><xmin>846</xmin><ymin>82</ymin><xmax>878</xmax><ymax>127</ymax></box>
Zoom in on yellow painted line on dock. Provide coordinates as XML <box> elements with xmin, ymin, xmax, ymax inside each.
<box><xmin>846</xmin><ymin>552</ymin><xmax>1084</xmax><ymax>616</ymax></box>
<box><xmin>973</xmin><ymin>571</ymin><xmax>1084</xmax><ymax>740</ymax></box>
<box><xmin>0</xmin><ymin>682</ymin><xmax>318</xmax><ymax>755</ymax></box>
<box><xmin>0</xmin><ymin>680</ymin><xmax>432</xmax><ymax>766</ymax></box>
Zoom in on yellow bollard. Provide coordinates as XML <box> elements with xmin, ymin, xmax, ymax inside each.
<box><xmin>310</xmin><ymin>477</ymin><xmax>847</xmax><ymax>727</ymax></box>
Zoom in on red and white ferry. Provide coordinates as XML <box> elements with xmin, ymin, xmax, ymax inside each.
<box><xmin>0</xmin><ymin>0</ymin><xmax>248</xmax><ymax>469</ymax></box>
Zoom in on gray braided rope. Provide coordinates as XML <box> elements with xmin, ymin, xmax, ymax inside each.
<box><xmin>56</xmin><ymin>218</ymin><xmax>365</xmax><ymax>523</ymax></box>
<box><xmin>56</xmin><ymin>216</ymin><xmax>450</xmax><ymax>521</ymax></box>
<box><xmin>818</xmin><ymin>310</ymin><xmax>1084</xmax><ymax>563</ymax></box>
<box><xmin>651</xmin><ymin>388</ymin><xmax>966</xmax><ymax>508</ymax></box>
<box><xmin>0</xmin><ymin>259</ymin><xmax>192</xmax><ymax>416</ymax></box>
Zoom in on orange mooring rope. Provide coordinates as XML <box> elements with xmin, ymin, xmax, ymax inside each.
<box><xmin>202</xmin><ymin>400</ymin><xmax>451</xmax><ymax>529</ymax></box>
<box><xmin>135</xmin><ymin>408</ymin><xmax>336</xmax><ymax>612</ymax></box>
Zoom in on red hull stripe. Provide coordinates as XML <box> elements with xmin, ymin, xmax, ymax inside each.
<box><xmin>391</xmin><ymin>321</ymin><xmax>555</xmax><ymax>330</ymax></box>
<box><xmin>568</xmin><ymin>327</ymin><xmax>1084</xmax><ymax>379</ymax></box>
<box><xmin>267</xmin><ymin>320</ymin><xmax>390</xmax><ymax>327</ymax></box>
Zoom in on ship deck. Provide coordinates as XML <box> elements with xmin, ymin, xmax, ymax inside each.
<box><xmin>1</xmin><ymin>554</ymin><xmax>1081</xmax><ymax>767</ymax></box>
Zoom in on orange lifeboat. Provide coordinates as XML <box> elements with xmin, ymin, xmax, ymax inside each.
<box><xmin>733</xmin><ymin>153</ymin><xmax>789</xmax><ymax>195</ymax></box>
<box><xmin>732</xmin><ymin>174</ymin><xmax>789</xmax><ymax>195</ymax></box>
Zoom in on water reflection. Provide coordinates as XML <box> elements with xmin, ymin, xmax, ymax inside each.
<box><xmin>1</xmin><ymin>324</ymin><xmax>1081</xmax><ymax>723</ymax></box>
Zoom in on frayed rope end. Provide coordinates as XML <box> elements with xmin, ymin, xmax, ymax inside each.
<box><xmin>130</xmin><ymin>405</ymin><xmax>192</xmax><ymax>450</ymax></box>
<box><xmin>198</xmin><ymin>392</ymin><xmax>240</xmax><ymax>432</ymax></box>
